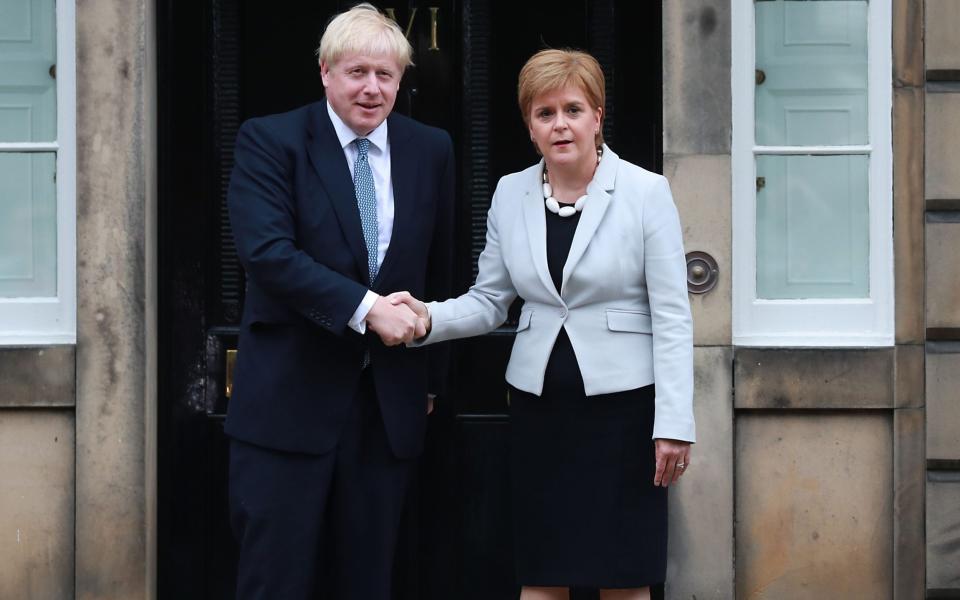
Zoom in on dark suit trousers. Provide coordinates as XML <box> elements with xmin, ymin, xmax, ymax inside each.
<box><xmin>229</xmin><ymin>371</ymin><xmax>414</xmax><ymax>600</ymax></box>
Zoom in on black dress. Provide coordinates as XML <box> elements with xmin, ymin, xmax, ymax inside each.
<box><xmin>509</xmin><ymin>204</ymin><xmax>667</xmax><ymax>589</ymax></box>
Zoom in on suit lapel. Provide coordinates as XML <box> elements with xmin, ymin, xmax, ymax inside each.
<box><xmin>560</xmin><ymin>145</ymin><xmax>618</xmax><ymax>294</ymax></box>
<box><xmin>521</xmin><ymin>160</ymin><xmax>563</xmax><ymax>303</ymax></box>
<box><xmin>306</xmin><ymin>103</ymin><xmax>369</xmax><ymax>284</ymax></box>
<box><xmin>374</xmin><ymin>113</ymin><xmax>413</xmax><ymax>289</ymax></box>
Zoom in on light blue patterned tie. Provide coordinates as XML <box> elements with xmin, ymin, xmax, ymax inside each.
<box><xmin>353</xmin><ymin>139</ymin><xmax>379</xmax><ymax>369</ymax></box>
<box><xmin>353</xmin><ymin>138</ymin><xmax>379</xmax><ymax>284</ymax></box>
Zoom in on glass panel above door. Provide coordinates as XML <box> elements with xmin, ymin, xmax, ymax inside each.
<box><xmin>0</xmin><ymin>0</ymin><xmax>56</xmax><ymax>142</ymax></box>
<box><xmin>756</xmin><ymin>154</ymin><xmax>869</xmax><ymax>299</ymax></box>
<box><xmin>755</xmin><ymin>0</ymin><xmax>868</xmax><ymax>146</ymax></box>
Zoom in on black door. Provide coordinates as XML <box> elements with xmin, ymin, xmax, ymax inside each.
<box><xmin>157</xmin><ymin>2</ymin><xmax>662</xmax><ymax>598</ymax></box>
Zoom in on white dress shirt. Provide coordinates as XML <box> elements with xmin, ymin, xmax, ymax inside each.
<box><xmin>326</xmin><ymin>102</ymin><xmax>394</xmax><ymax>333</ymax></box>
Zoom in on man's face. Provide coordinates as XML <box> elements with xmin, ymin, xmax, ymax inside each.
<box><xmin>321</xmin><ymin>53</ymin><xmax>402</xmax><ymax>135</ymax></box>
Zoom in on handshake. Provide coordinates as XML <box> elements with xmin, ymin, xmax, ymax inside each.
<box><xmin>366</xmin><ymin>291</ymin><xmax>431</xmax><ymax>346</ymax></box>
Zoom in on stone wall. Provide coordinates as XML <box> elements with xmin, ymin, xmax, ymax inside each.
<box><xmin>0</xmin><ymin>349</ymin><xmax>75</xmax><ymax>598</ymax></box>
<box><xmin>74</xmin><ymin>0</ymin><xmax>157</xmax><ymax>597</ymax></box>
<box><xmin>924</xmin><ymin>0</ymin><xmax>960</xmax><ymax>595</ymax></box>
<box><xmin>662</xmin><ymin>2</ymin><xmax>735</xmax><ymax>598</ymax></box>
<box><xmin>0</xmin><ymin>0</ymin><xmax>157</xmax><ymax>599</ymax></box>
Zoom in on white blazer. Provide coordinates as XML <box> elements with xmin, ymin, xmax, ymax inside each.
<box><xmin>418</xmin><ymin>146</ymin><xmax>695</xmax><ymax>442</ymax></box>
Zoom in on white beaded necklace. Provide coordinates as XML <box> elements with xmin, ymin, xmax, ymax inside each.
<box><xmin>542</xmin><ymin>146</ymin><xmax>603</xmax><ymax>218</ymax></box>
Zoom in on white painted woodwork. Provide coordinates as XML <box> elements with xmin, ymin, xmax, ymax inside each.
<box><xmin>732</xmin><ymin>0</ymin><xmax>893</xmax><ymax>346</ymax></box>
<box><xmin>0</xmin><ymin>0</ymin><xmax>76</xmax><ymax>344</ymax></box>
<box><xmin>0</xmin><ymin>0</ymin><xmax>56</xmax><ymax>142</ymax></box>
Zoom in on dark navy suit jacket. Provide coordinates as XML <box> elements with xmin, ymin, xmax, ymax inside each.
<box><xmin>224</xmin><ymin>101</ymin><xmax>453</xmax><ymax>459</ymax></box>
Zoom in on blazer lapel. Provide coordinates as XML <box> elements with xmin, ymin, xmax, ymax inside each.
<box><xmin>560</xmin><ymin>145</ymin><xmax>618</xmax><ymax>294</ymax></box>
<box><xmin>521</xmin><ymin>160</ymin><xmax>563</xmax><ymax>303</ymax></box>
<box><xmin>373</xmin><ymin>114</ymin><xmax>413</xmax><ymax>289</ymax></box>
<box><xmin>306</xmin><ymin>103</ymin><xmax>370</xmax><ymax>284</ymax></box>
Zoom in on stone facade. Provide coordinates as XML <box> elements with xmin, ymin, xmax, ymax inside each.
<box><xmin>661</xmin><ymin>0</ymin><xmax>930</xmax><ymax>598</ymax></box>
<box><xmin>0</xmin><ymin>0</ymin><xmax>156</xmax><ymax>598</ymax></box>
<box><xmin>74</xmin><ymin>0</ymin><xmax>157</xmax><ymax>596</ymax></box>
<box><xmin>924</xmin><ymin>1</ymin><xmax>960</xmax><ymax>595</ymax></box>
<box><xmin>0</xmin><ymin>0</ymin><xmax>951</xmax><ymax>598</ymax></box>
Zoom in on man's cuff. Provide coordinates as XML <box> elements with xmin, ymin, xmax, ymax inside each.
<box><xmin>347</xmin><ymin>290</ymin><xmax>379</xmax><ymax>334</ymax></box>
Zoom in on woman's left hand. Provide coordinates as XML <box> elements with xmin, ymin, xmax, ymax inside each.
<box><xmin>654</xmin><ymin>438</ymin><xmax>692</xmax><ymax>487</ymax></box>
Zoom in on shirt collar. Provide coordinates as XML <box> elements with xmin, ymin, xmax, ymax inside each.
<box><xmin>326</xmin><ymin>101</ymin><xmax>389</xmax><ymax>153</ymax></box>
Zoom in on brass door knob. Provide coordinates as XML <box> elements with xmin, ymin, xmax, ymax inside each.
<box><xmin>225</xmin><ymin>349</ymin><xmax>237</xmax><ymax>398</ymax></box>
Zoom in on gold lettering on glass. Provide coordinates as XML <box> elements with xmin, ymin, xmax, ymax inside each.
<box><xmin>384</xmin><ymin>7</ymin><xmax>441</xmax><ymax>51</ymax></box>
<box><xmin>429</xmin><ymin>7</ymin><xmax>440</xmax><ymax>50</ymax></box>
<box><xmin>385</xmin><ymin>7</ymin><xmax>418</xmax><ymax>39</ymax></box>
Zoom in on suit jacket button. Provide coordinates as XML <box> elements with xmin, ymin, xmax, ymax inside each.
<box><xmin>560</xmin><ymin>309</ymin><xmax>568</xmax><ymax>318</ymax></box>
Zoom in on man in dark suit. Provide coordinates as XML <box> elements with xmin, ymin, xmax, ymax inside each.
<box><xmin>224</xmin><ymin>4</ymin><xmax>453</xmax><ymax>598</ymax></box>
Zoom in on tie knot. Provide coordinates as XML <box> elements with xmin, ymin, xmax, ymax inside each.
<box><xmin>355</xmin><ymin>138</ymin><xmax>370</xmax><ymax>156</ymax></box>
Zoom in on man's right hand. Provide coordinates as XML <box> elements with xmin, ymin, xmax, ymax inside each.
<box><xmin>366</xmin><ymin>295</ymin><xmax>426</xmax><ymax>346</ymax></box>
<box><xmin>386</xmin><ymin>291</ymin><xmax>430</xmax><ymax>335</ymax></box>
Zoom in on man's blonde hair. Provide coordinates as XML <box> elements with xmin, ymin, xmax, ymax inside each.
<box><xmin>518</xmin><ymin>49</ymin><xmax>605</xmax><ymax>146</ymax></box>
<box><xmin>317</xmin><ymin>3</ymin><xmax>414</xmax><ymax>69</ymax></box>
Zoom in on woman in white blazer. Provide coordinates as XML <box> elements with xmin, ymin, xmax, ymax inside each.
<box><xmin>392</xmin><ymin>49</ymin><xmax>694</xmax><ymax>600</ymax></box>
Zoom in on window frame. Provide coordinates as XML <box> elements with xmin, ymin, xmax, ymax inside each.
<box><xmin>0</xmin><ymin>0</ymin><xmax>76</xmax><ymax>345</ymax></box>
<box><xmin>731</xmin><ymin>0</ymin><xmax>894</xmax><ymax>347</ymax></box>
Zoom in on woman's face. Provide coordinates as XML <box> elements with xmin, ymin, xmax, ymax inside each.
<box><xmin>528</xmin><ymin>85</ymin><xmax>601</xmax><ymax>171</ymax></box>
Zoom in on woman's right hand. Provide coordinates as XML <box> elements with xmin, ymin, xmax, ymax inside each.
<box><xmin>386</xmin><ymin>291</ymin><xmax>431</xmax><ymax>336</ymax></box>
